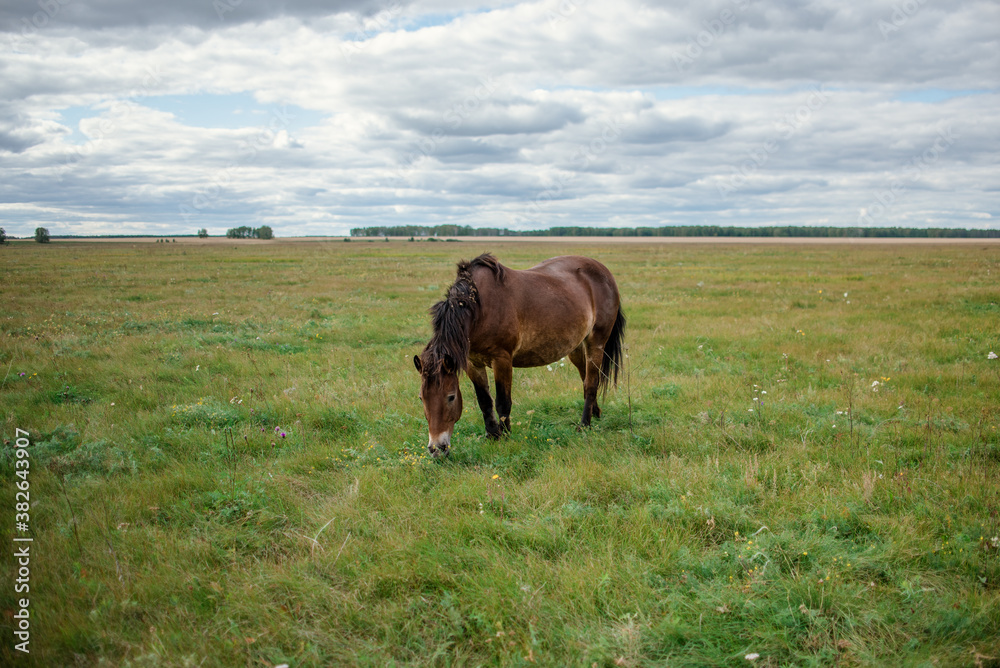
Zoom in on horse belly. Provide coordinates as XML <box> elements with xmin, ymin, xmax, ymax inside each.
<box><xmin>512</xmin><ymin>347</ymin><xmax>572</xmax><ymax>368</ymax></box>
<box><xmin>511</xmin><ymin>311</ymin><xmax>590</xmax><ymax>368</ymax></box>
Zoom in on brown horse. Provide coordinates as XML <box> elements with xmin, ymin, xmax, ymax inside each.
<box><xmin>413</xmin><ymin>253</ymin><xmax>625</xmax><ymax>457</ymax></box>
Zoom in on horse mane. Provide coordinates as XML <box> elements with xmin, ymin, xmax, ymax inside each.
<box><xmin>422</xmin><ymin>253</ymin><xmax>505</xmax><ymax>375</ymax></box>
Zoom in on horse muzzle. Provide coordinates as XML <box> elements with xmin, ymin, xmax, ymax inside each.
<box><xmin>428</xmin><ymin>431</ymin><xmax>452</xmax><ymax>458</ymax></box>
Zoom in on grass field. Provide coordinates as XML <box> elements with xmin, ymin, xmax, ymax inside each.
<box><xmin>2</xmin><ymin>238</ymin><xmax>999</xmax><ymax>667</ymax></box>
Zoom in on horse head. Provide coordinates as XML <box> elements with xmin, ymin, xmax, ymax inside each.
<box><xmin>413</xmin><ymin>352</ymin><xmax>463</xmax><ymax>458</ymax></box>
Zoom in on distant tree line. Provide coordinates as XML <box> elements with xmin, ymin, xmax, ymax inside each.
<box><xmin>226</xmin><ymin>225</ymin><xmax>274</xmax><ymax>239</ymax></box>
<box><xmin>351</xmin><ymin>225</ymin><xmax>513</xmax><ymax>238</ymax></box>
<box><xmin>351</xmin><ymin>224</ymin><xmax>1000</xmax><ymax>239</ymax></box>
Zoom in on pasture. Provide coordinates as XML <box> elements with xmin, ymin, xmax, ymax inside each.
<box><xmin>1</xmin><ymin>238</ymin><xmax>999</xmax><ymax>666</ymax></box>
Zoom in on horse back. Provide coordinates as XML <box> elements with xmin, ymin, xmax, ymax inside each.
<box><xmin>469</xmin><ymin>255</ymin><xmax>620</xmax><ymax>366</ymax></box>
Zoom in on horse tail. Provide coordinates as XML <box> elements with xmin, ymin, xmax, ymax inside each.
<box><xmin>599</xmin><ymin>304</ymin><xmax>626</xmax><ymax>394</ymax></box>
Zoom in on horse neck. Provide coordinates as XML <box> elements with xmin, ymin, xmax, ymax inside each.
<box><xmin>428</xmin><ymin>276</ymin><xmax>478</xmax><ymax>368</ymax></box>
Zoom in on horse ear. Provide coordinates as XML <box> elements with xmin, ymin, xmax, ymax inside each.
<box><xmin>442</xmin><ymin>355</ymin><xmax>455</xmax><ymax>375</ymax></box>
<box><xmin>413</xmin><ymin>355</ymin><xmax>422</xmax><ymax>373</ymax></box>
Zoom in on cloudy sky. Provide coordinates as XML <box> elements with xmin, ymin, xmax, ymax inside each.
<box><xmin>1</xmin><ymin>0</ymin><xmax>997</xmax><ymax>237</ymax></box>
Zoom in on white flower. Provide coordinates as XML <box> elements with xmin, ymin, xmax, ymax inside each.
<box><xmin>989</xmin><ymin>351</ymin><xmax>998</xmax><ymax>360</ymax></box>
<box><xmin>745</xmin><ymin>653</ymin><xmax>760</xmax><ymax>661</ymax></box>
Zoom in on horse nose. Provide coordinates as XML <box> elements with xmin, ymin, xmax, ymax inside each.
<box><xmin>428</xmin><ymin>432</ymin><xmax>451</xmax><ymax>458</ymax></box>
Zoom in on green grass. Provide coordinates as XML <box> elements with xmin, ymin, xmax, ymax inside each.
<box><xmin>2</xmin><ymin>238</ymin><xmax>999</xmax><ymax>666</ymax></box>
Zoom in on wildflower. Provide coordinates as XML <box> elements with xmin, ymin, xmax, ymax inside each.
<box><xmin>280</xmin><ymin>432</ymin><xmax>286</xmax><ymax>438</ymax></box>
<box><xmin>18</xmin><ymin>372</ymin><xmax>25</xmax><ymax>377</ymax></box>
<box><xmin>491</xmin><ymin>474</ymin><xmax>499</xmax><ymax>480</ymax></box>
<box><xmin>745</xmin><ymin>653</ymin><xmax>760</xmax><ymax>661</ymax></box>
<box><xmin>989</xmin><ymin>352</ymin><xmax>998</xmax><ymax>360</ymax></box>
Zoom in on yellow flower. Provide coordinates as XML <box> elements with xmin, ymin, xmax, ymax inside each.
<box><xmin>491</xmin><ymin>474</ymin><xmax>499</xmax><ymax>480</ymax></box>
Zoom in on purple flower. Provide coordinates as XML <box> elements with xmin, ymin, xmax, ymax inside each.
<box><xmin>18</xmin><ymin>372</ymin><xmax>25</xmax><ymax>377</ymax></box>
<box><xmin>280</xmin><ymin>432</ymin><xmax>286</xmax><ymax>438</ymax></box>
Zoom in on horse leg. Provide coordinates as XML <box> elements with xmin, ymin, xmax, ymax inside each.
<box><xmin>468</xmin><ymin>363</ymin><xmax>502</xmax><ymax>439</ymax></box>
<box><xmin>578</xmin><ymin>341</ymin><xmax>605</xmax><ymax>428</ymax></box>
<box><xmin>492</xmin><ymin>356</ymin><xmax>514</xmax><ymax>434</ymax></box>
<box><xmin>569</xmin><ymin>346</ymin><xmax>600</xmax><ymax>419</ymax></box>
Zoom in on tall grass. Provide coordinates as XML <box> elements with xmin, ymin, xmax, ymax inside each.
<box><xmin>1</xmin><ymin>239</ymin><xmax>999</xmax><ymax>666</ymax></box>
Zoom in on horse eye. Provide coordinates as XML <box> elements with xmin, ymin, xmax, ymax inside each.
<box><xmin>447</xmin><ymin>394</ymin><xmax>456</xmax><ymax>402</ymax></box>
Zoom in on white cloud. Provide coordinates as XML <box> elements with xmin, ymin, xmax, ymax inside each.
<box><xmin>0</xmin><ymin>0</ymin><xmax>997</xmax><ymax>236</ymax></box>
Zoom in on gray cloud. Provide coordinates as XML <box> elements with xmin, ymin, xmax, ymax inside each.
<box><xmin>0</xmin><ymin>0</ymin><xmax>401</xmax><ymax>32</ymax></box>
<box><xmin>0</xmin><ymin>0</ymin><xmax>997</xmax><ymax>235</ymax></box>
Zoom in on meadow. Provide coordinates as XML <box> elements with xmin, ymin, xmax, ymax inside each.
<box><xmin>1</xmin><ymin>237</ymin><xmax>999</xmax><ymax>667</ymax></box>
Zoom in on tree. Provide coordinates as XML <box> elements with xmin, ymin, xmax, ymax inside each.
<box><xmin>226</xmin><ymin>226</ymin><xmax>254</xmax><ymax>239</ymax></box>
<box><xmin>197</xmin><ymin>228</ymin><xmax>208</xmax><ymax>238</ymax></box>
<box><xmin>0</xmin><ymin>227</ymin><xmax>7</xmax><ymax>245</ymax></box>
<box><xmin>34</xmin><ymin>227</ymin><xmax>50</xmax><ymax>243</ymax></box>
<box><xmin>256</xmin><ymin>225</ymin><xmax>273</xmax><ymax>240</ymax></box>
